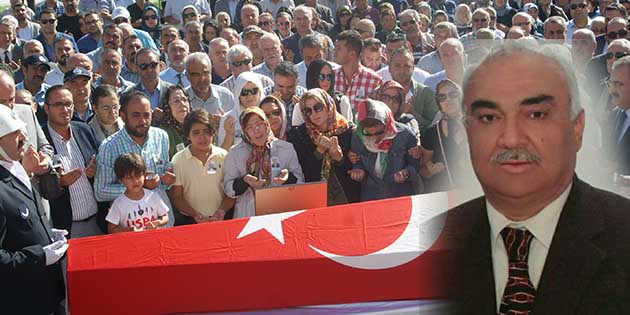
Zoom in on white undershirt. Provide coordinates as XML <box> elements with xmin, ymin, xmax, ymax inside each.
<box><xmin>486</xmin><ymin>183</ymin><xmax>572</xmax><ymax>311</ymax></box>
<box><xmin>0</xmin><ymin>159</ymin><xmax>32</xmax><ymax>191</ymax></box>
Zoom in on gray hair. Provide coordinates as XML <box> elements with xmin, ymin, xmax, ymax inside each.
<box><xmin>23</xmin><ymin>39</ymin><xmax>44</xmax><ymax>55</ymax></box>
<box><xmin>608</xmin><ymin>38</ymin><xmax>630</xmax><ymax>51</ymax></box>
<box><xmin>184</xmin><ymin>20</ymin><xmax>202</xmax><ymax>31</ymax></box>
<box><xmin>544</xmin><ymin>16</ymin><xmax>567</xmax><ymax>29</ymax></box>
<box><xmin>462</xmin><ymin>41</ymin><xmax>583</xmax><ymax>120</ymax></box>
<box><xmin>209</xmin><ymin>37</ymin><xmax>229</xmax><ymax>48</ymax></box>
<box><xmin>434</xmin><ymin>21</ymin><xmax>459</xmax><ymax>39</ymax></box>
<box><xmin>572</xmin><ymin>29</ymin><xmax>596</xmax><ymax>43</ymax></box>
<box><xmin>184</xmin><ymin>51</ymin><xmax>212</xmax><ymax>71</ymax></box>
<box><xmin>612</xmin><ymin>55</ymin><xmax>630</xmax><ymax>71</ymax></box>
<box><xmin>400</xmin><ymin>9</ymin><xmax>421</xmax><ymax>22</ymax></box>
<box><xmin>0</xmin><ymin>16</ymin><xmax>17</xmax><ymax>33</ymax></box>
<box><xmin>299</xmin><ymin>33</ymin><xmax>324</xmax><ymax>52</ymax></box>
<box><xmin>356</xmin><ymin>19</ymin><xmax>376</xmax><ymax>34</ymax></box>
<box><xmin>226</xmin><ymin>44</ymin><xmax>253</xmax><ymax>64</ymax></box>
<box><xmin>295</xmin><ymin>5</ymin><xmax>313</xmax><ymax>19</ymax></box>
<box><xmin>512</xmin><ymin>12</ymin><xmax>534</xmax><ymax>24</ymax></box>
<box><xmin>259</xmin><ymin>31</ymin><xmax>281</xmax><ymax>47</ymax></box>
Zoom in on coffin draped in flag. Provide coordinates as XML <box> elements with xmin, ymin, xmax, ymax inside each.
<box><xmin>67</xmin><ymin>192</ymin><xmax>453</xmax><ymax>314</ymax></box>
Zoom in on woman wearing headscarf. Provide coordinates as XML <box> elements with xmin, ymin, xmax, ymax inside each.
<box><xmin>259</xmin><ymin>95</ymin><xmax>288</xmax><ymax>140</ymax></box>
<box><xmin>141</xmin><ymin>5</ymin><xmax>163</xmax><ymax>47</ymax></box>
<box><xmin>454</xmin><ymin>4</ymin><xmax>473</xmax><ymax>35</ymax></box>
<box><xmin>217</xmin><ymin>72</ymin><xmax>264</xmax><ymax>149</ymax></box>
<box><xmin>287</xmin><ymin>89</ymin><xmax>360</xmax><ymax>205</ymax></box>
<box><xmin>420</xmin><ymin>79</ymin><xmax>467</xmax><ymax>193</ymax></box>
<box><xmin>179</xmin><ymin>5</ymin><xmax>200</xmax><ymax>38</ymax></box>
<box><xmin>349</xmin><ymin>99</ymin><xmax>419</xmax><ymax>201</ymax></box>
<box><xmin>293</xmin><ymin>59</ymin><xmax>353</xmax><ymax>126</ymax></box>
<box><xmin>223</xmin><ymin>107</ymin><xmax>305</xmax><ymax>218</ymax></box>
<box><xmin>371</xmin><ymin>80</ymin><xmax>420</xmax><ymax>140</ymax></box>
<box><xmin>330</xmin><ymin>6</ymin><xmax>353</xmax><ymax>41</ymax></box>
<box><xmin>158</xmin><ymin>85</ymin><xmax>191</xmax><ymax>159</ymax></box>
<box><xmin>493</xmin><ymin>0</ymin><xmax>518</xmax><ymax>31</ymax></box>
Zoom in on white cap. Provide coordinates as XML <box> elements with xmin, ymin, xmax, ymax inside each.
<box><xmin>112</xmin><ymin>7</ymin><xmax>130</xmax><ymax>20</ymax></box>
<box><xmin>0</xmin><ymin>105</ymin><xmax>26</xmax><ymax>139</ymax></box>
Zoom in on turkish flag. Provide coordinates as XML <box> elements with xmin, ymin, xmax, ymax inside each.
<box><xmin>67</xmin><ymin>192</ymin><xmax>452</xmax><ymax>314</ymax></box>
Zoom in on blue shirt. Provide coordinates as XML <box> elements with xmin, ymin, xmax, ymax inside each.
<box><xmin>121</xmin><ymin>63</ymin><xmax>140</xmax><ymax>84</ymax></box>
<box><xmin>93</xmin><ymin>76</ymin><xmax>134</xmax><ymax>96</ymax></box>
<box><xmin>264</xmin><ymin>85</ymin><xmax>306</xmax><ymax>126</ymax></box>
<box><xmin>36</xmin><ymin>32</ymin><xmax>78</xmax><ymax>62</ymax></box>
<box><xmin>139</xmin><ymin>82</ymin><xmax>163</xmax><ymax>109</ymax></box>
<box><xmin>77</xmin><ymin>34</ymin><xmax>99</xmax><ymax>54</ymax></box>
<box><xmin>252</xmin><ymin>62</ymin><xmax>274</xmax><ymax>79</ymax></box>
<box><xmin>159</xmin><ymin>67</ymin><xmax>190</xmax><ymax>89</ymax></box>
<box><xmin>187</xmin><ymin>84</ymin><xmax>235</xmax><ymax>114</ymax></box>
<box><xmin>94</xmin><ymin>127</ymin><xmax>174</xmax><ymax>226</ymax></box>
<box><xmin>133</xmin><ymin>29</ymin><xmax>159</xmax><ymax>53</ymax></box>
<box><xmin>34</xmin><ymin>1</ymin><xmax>65</xmax><ymax>19</ymax></box>
<box><xmin>16</xmin><ymin>82</ymin><xmax>50</xmax><ymax>106</ymax></box>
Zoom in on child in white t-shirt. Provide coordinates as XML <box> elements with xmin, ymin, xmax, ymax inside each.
<box><xmin>106</xmin><ymin>153</ymin><xmax>170</xmax><ymax>233</ymax></box>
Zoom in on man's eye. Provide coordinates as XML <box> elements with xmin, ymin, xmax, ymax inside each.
<box><xmin>479</xmin><ymin>114</ymin><xmax>496</xmax><ymax>123</ymax></box>
<box><xmin>530</xmin><ymin>111</ymin><xmax>547</xmax><ymax>119</ymax></box>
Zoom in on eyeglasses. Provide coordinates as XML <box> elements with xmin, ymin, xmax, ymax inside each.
<box><xmin>48</xmin><ymin>101</ymin><xmax>73</xmax><ymax>109</ymax></box>
<box><xmin>144</xmin><ymin>15</ymin><xmax>157</xmax><ymax>20</ymax></box>
<box><xmin>240</xmin><ymin>87</ymin><xmax>259</xmax><ymax>96</ymax></box>
<box><xmin>100</xmin><ymin>104</ymin><xmax>120</xmax><ymax>112</ymax></box>
<box><xmin>514</xmin><ymin>21</ymin><xmax>531</xmax><ymax>27</ymax></box>
<box><xmin>607</xmin><ymin>29</ymin><xmax>628</xmax><ymax>39</ymax></box>
<box><xmin>244</xmin><ymin>121</ymin><xmax>267</xmax><ymax>133</ymax></box>
<box><xmin>569</xmin><ymin>3</ymin><xmax>588</xmax><ymax>9</ymax></box>
<box><xmin>302</xmin><ymin>102</ymin><xmax>325</xmax><ymax>117</ymax></box>
<box><xmin>278</xmin><ymin>21</ymin><xmax>291</xmax><ymax>26</ymax></box>
<box><xmin>265</xmin><ymin>109</ymin><xmax>282</xmax><ymax>117</ymax></box>
<box><xmin>436</xmin><ymin>91</ymin><xmax>460</xmax><ymax>102</ymax></box>
<box><xmin>400</xmin><ymin>19</ymin><xmax>417</xmax><ymax>28</ymax></box>
<box><xmin>362</xmin><ymin>129</ymin><xmax>385</xmax><ymax>137</ymax></box>
<box><xmin>380</xmin><ymin>93</ymin><xmax>402</xmax><ymax>103</ymax></box>
<box><xmin>40</xmin><ymin>18</ymin><xmax>56</xmax><ymax>24</ymax></box>
<box><xmin>188</xmin><ymin>71</ymin><xmax>211</xmax><ymax>78</ymax></box>
<box><xmin>318</xmin><ymin>73</ymin><xmax>334</xmax><ymax>81</ymax></box>
<box><xmin>231</xmin><ymin>58</ymin><xmax>251</xmax><ymax>67</ymax></box>
<box><xmin>183</xmin><ymin>13</ymin><xmax>197</xmax><ymax>19</ymax></box>
<box><xmin>606</xmin><ymin>51</ymin><xmax>629</xmax><ymax>60</ymax></box>
<box><xmin>472</xmin><ymin>18</ymin><xmax>488</xmax><ymax>23</ymax></box>
<box><xmin>137</xmin><ymin>61</ymin><xmax>159</xmax><ymax>70</ymax></box>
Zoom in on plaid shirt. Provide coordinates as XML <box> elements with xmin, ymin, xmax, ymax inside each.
<box><xmin>334</xmin><ymin>65</ymin><xmax>383</xmax><ymax>112</ymax></box>
<box><xmin>94</xmin><ymin>127</ymin><xmax>174</xmax><ymax>227</ymax></box>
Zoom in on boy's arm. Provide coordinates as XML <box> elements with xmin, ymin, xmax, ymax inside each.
<box><xmin>107</xmin><ymin>222</ymin><xmax>134</xmax><ymax>234</ymax></box>
<box><xmin>153</xmin><ymin>214</ymin><xmax>169</xmax><ymax>228</ymax></box>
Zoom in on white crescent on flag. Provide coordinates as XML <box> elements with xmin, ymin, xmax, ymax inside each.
<box><xmin>308</xmin><ymin>192</ymin><xmax>449</xmax><ymax>270</ymax></box>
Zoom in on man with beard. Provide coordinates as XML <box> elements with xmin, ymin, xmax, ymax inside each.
<box><xmin>264</xmin><ymin>61</ymin><xmax>305</xmax><ymax>126</ymax></box>
<box><xmin>94</xmin><ymin>49</ymin><xmax>134</xmax><ymax>95</ymax></box>
<box><xmin>95</xmin><ymin>91</ymin><xmax>176</xmax><ymax>227</ymax></box>
<box><xmin>64</xmin><ymin>67</ymin><xmax>94</xmax><ymax>122</ymax></box>
<box><xmin>124</xmin><ymin>48</ymin><xmax>172</xmax><ymax>111</ymax></box>
<box><xmin>56</xmin><ymin>0</ymin><xmax>81</xmax><ymax>41</ymax></box>
<box><xmin>77</xmin><ymin>11</ymin><xmax>103</xmax><ymax>54</ymax></box>
<box><xmin>185</xmin><ymin>52</ymin><xmax>234</xmax><ymax>116</ymax></box>
<box><xmin>13</xmin><ymin>2</ymin><xmax>40</xmax><ymax>41</ymax></box>
<box><xmin>36</xmin><ymin>8</ymin><xmax>78</xmax><ymax>62</ymax></box>
<box><xmin>121</xmin><ymin>35</ymin><xmax>142</xmax><ymax>84</ymax></box>
<box><xmin>159</xmin><ymin>40</ymin><xmax>190</xmax><ymax>88</ymax></box>
<box><xmin>44</xmin><ymin>37</ymin><xmax>75</xmax><ymax>86</ymax></box>
<box><xmin>87</xmin><ymin>23</ymin><xmax>122</xmax><ymax>70</ymax></box>
<box><xmin>16</xmin><ymin>54</ymin><xmax>51</xmax><ymax>107</ymax></box>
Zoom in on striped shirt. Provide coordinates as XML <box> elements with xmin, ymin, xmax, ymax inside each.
<box><xmin>94</xmin><ymin>127</ymin><xmax>174</xmax><ymax>227</ymax></box>
<box><xmin>49</xmin><ymin>125</ymin><xmax>98</xmax><ymax>221</ymax></box>
<box><xmin>334</xmin><ymin>65</ymin><xmax>383</xmax><ymax>112</ymax></box>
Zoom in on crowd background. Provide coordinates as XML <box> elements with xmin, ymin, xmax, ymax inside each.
<box><xmin>0</xmin><ymin>0</ymin><xmax>628</xmax><ymax>235</ymax></box>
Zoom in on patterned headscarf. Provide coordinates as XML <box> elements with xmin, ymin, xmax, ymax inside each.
<box><xmin>240</xmin><ymin>107</ymin><xmax>275</xmax><ymax>185</ymax></box>
<box><xmin>160</xmin><ymin>86</ymin><xmax>189</xmax><ymax>138</ymax></box>
<box><xmin>299</xmin><ymin>88</ymin><xmax>350</xmax><ymax>180</ymax></box>
<box><xmin>356</xmin><ymin>99</ymin><xmax>399</xmax><ymax>178</ymax></box>
<box><xmin>371</xmin><ymin>80</ymin><xmax>406</xmax><ymax>119</ymax></box>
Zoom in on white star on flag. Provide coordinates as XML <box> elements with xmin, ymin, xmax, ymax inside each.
<box><xmin>237</xmin><ymin>210</ymin><xmax>306</xmax><ymax>244</ymax></box>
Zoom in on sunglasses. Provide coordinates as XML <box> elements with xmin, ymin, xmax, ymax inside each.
<box><xmin>144</xmin><ymin>15</ymin><xmax>157</xmax><ymax>20</ymax></box>
<box><xmin>436</xmin><ymin>91</ymin><xmax>460</xmax><ymax>102</ymax></box>
<box><xmin>607</xmin><ymin>29</ymin><xmax>628</xmax><ymax>39</ymax></box>
<box><xmin>400</xmin><ymin>19</ymin><xmax>416</xmax><ymax>28</ymax></box>
<box><xmin>259</xmin><ymin>21</ymin><xmax>271</xmax><ymax>27</ymax></box>
<box><xmin>569</xmin><ymin>3</ymin><xmax>588</xmax><ymax>9</ymax></box>
<box><xmin>362</xmin><ymin>129</ymin><xmax>385</xmax><ymax>137</ymax></box>
<box><xmin>265</xmin><ymin>109</ymin><xmax>282</xmax><ymax>117</ymax></box>
<box><xmin>302</xmin><ymin>102</ymin><xmax>325</xmax><ymax>117</ymax></box>
<box><xmin>183</xmin><ymin>13</ymin><xmax>197</xmax><ymax>19</ymax></box>
<box><xmin>339</xmin><ymin>12</ymin><xmax>351</xmax><ymax>17</ymax></box>
<box><xmin>318</xmin><ymin>73</ymin><xmax>334</xmax><ymax>81</ymax></box>
<box><xmin>240</xmin><ymin>87</ymin><xmax>259</xmax><ymax>96</ymax></box>
<box><xmin>231</xmin><ymin>58</ymin><xmax>251</xmax><ymax>67</ymax></box>
<box><xmin>279</xmin><ymin>21</ymin><xmax>291</xmax><ymax>26</ymax></box>
<box><xmin>380</xmin><ymin>93</ymin><xmax>402</xmax><ymax>103</ymax></box>
<box><xmin>473</xmin><ymin>18</ymin><xmax>488</xmax><ymax>23</ymax></box>
<box><xmin>137</xmin><ymin>61</ymin><xmax>159</xmax><ymax>70</ymax></box>
<box><xmin>606</xmin><ymin>51</ymin><xmax>629</xmax><ymax>59</ymax></box>
<box><xmin>40</xmin><ymin>18</ymin><xmax>56</xmax><ymax>24</ymax></box>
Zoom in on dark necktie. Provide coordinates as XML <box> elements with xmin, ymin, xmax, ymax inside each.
<box><xmin>499</xmin><ymin>227</ymin><xmax>536</xmax><ymax>315</ymax></box>
<box><xmin>4</xmin><ymin>51</ymin><xmax>9</xmax><ymax>64</ymax></box>
<box><xmin>176</xmin><ymin>73</ymin><xmax>183</xmax><ymax>86</ymax></box>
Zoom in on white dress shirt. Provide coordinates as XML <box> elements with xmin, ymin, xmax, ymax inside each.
<box><xmin>486</xmin><ymin>182</ymin><xmax>572</xmax><ymax>310</ymax></box>
<box><xmin>0</xmin><ymin>159</ymin><xmax>32</xmax><ymax>191</ymax></box>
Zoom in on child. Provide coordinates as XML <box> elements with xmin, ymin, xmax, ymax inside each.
<box><xmin>106</xmin><ymin>153</ymin><xmax>170</xmax><ymax>233</ymax></box>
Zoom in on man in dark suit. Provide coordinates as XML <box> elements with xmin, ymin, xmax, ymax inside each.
<box><xmin>41</xmin><ymin>85</ymin><xmax>107</xmax><ymax>238</ymax></box>
<box><xmin>0</xmin><ymin>105</ymin><xmax>68</xmax><ymax>315</ymax></box>
<box><xmin>123</xmin><ymin>48</ymin><xmax>172</xmax><ymax>117</ymax></box>
<box><xmin>0</xmin><ymin>19</ymin><xmax>24</xmax><ymax>71</ymax></box>
<box><xmin>448</xmin><ymin>42</ymin><xmax>630</xmax><ymax>314</ymax></box>
<box><xmin>606</xmin><ymin>56</ymin><xmax>630</xmax><ymax>176</ymax></box>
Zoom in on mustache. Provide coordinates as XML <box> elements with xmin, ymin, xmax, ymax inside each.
<box><xmin>491</xmin><ymin>148</ymin><xmax>540</xmax><ymax>164</ymax></box>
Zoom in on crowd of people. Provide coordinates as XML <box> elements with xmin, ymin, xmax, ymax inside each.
<box><xmin>0</xmin><ymin>0</ymin><xmax>629</xmax><ymax>312</ymax></box>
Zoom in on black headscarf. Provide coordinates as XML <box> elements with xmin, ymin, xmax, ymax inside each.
<box><xmin>306</xmin><ymin>59</ymin><xmax>335</xmax><ymax>96</ymax></box>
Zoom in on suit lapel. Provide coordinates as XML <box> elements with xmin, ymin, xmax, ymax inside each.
<box><xmin>0</xmin><ymin>163</ymin><xmax>35</xmax><ymax>201</ymax></box>
<box><xmin>533</xmin><ymin>178</ymin><xmax>606</xmax><ymax>314</ymax></box>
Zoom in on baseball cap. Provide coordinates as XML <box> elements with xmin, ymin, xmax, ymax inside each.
<box><xmin>112</xmin><ymin>7</ymin><xmax>131</xmax><ymax>21</ymax></box>
<box><xmin>0</xmin><ymin>105</ymin><xmax>26</xmax><ymax>139</ymax></box>
<box><xmin>242</xmin><ymin>25</ymin><xmax>264</xmax><ymax>39</ymax></box>
<box><xmin>23</xmin><ymin>54</ymin><xmax>51</xmax><ymax>70</ymax></box>
<box><xmin>64</xmin><ymin>67</ymin><xmax>91</xmax><ymax>82</ymax></box>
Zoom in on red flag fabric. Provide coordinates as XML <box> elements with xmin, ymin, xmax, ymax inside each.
<box><xmin>67</xmin><ymin>192</ymin><xmax>452</xmax><ymax>314</ymax></box>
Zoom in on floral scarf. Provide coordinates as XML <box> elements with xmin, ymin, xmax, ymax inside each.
<box><xmin>300</xmin><ymin>88</ymin><xmax>350</xmax><ymax>180</ymax></box>
<box><xmin>240</xmin><ymin>107</ymin><xmax>275</xmax><ymax>186</ymax></box>
<box><xmin>356</xmin><ymin>99</ymin><xmax>398</xmax><ymax>178</ymax></box>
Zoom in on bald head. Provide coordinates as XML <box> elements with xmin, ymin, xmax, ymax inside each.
<box><xmin>67</xmin><ymin>53</ymin><xmax>93</xmax><ymax>73</ymax></box>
